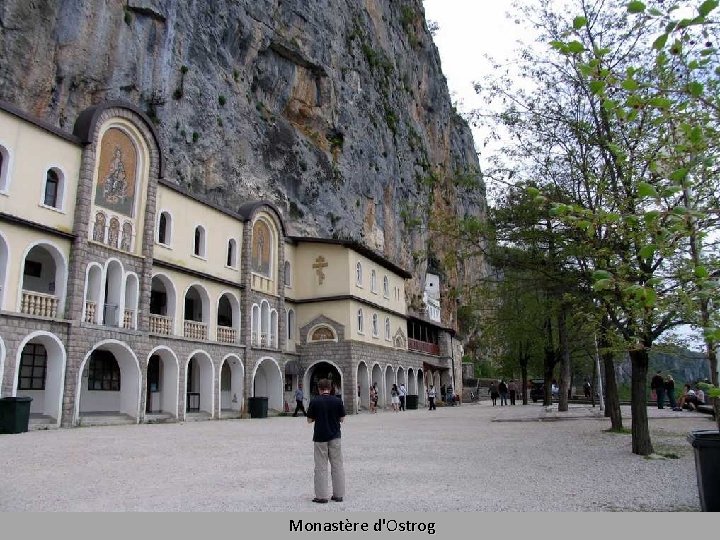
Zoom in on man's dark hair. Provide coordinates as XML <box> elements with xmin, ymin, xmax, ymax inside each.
<box><xmin>318</xmin><ymin>378</ymin><xmax>331</xmax><ymax>392</ymax></box>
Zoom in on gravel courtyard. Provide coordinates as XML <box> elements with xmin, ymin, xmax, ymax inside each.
<box><xmin>0</xmin><ymin>403</ymin><xmax>713</xmax><ymax>511</ymax></box>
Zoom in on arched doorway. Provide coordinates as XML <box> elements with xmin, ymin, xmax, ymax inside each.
<box><xmin>384</xmin><ymin>365</ymin><xmax>395</xmax><ymax>410</ymax></box>
<box><xmin>253</xmin><ymin>357</ymin><xmax>283</xmax><ymax>411</ymax></box>
<box><xmin>219</xmin><ymin>355</ymin><xmax>243</xmax><ymax>418</ymax></box>
<box><xmin>397</xmin><ymin>366</ymin><xmax>406</xmax><ymax>390</ymax></box>
<box><xmin>371</xmin><ymin>363</ymin><xmax>383</xmax><ymax>407</ymax></box>
<box><xmin>304</xmin><ymin>360</ymin><xmax>343</xmax><ymax>401</ymax></box>
<box><xmin>150</xmin><ymin>274</ymin><xmax>176</xmax><ymax>335</ymax></box>
<box><xmin>185</xmin><ymin>351</ymin><xmax>214</xmax><ymax>417</ymax></box>
<box><xmin>145</xmin><ymin>347</ymin><xmax>179</xmax><ymax>419</ymax></box>
<box><xmin>417</xmin><ymin>369</ymin><xmax>426</xmax><ymax>406</ymax></box>
<box><xmin>19</xmin><ymin>242</ymin><xmax>67</xmax><ymax>318</ymax></box>
<box><xmin>356</xmin><ymin>361</ymin><xmax>370</xmax><ymax>413</ymax></box>
<box><xmin>183</xmin><ymin>284</ymin><xmax>210</xmax><ymax>340</ymax></box>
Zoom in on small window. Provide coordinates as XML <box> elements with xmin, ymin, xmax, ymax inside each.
<box><xmin>287</xmin><ymin>309</ymin><xmax>295</xmax><ymax>340</ymax></box>
<box><xmin>43</xmin><ymin>169</ymin><xmax>61</xmax><ymax>208</ymax></box>
<box><xmin>227</xmin><ymin>239</ymin><xmax>237</xmax><ymax>267</ymax></box>
<box><xmin>284</xmin><ymin>261</ymin><xmax>292</xmax><ymax>287</ymax></box>
<box><xmin>383</xmin><ymin>276</ymin><xmax>389</xmax><ymax>297</ymax></box>
<box><xmin>357</xmin><ymin>309</ymin><xmax>364</xmax><ymax>334</ymax></box>
<box><xmin>194</xmin><ymin>226</ymin><xmax>206</xmax><ymax>257</ymax></box>
<box><xmin>385</xmin><ymin>317</ymin><xmax>391</xmax><ymax>340</ymax></box>
<box><xmin>0</xmin><ymin>144</ymin><xmax>9</xmax><ymax>191</ymax></box>
<box><xmin>18</xmin><ymin>343</ymin><xmax>47</xmax><ymax>391</ymax></box>
<box><xmin>372</xmin><ymin>313</ymin><xmax>379</xmax><ymax>337</ymax></box>
<box><xmin>371</xmin><ymin>270</ymin><xmax>377</xmax><ymax>293</ymax></box>
<box><xmin>356</xmin><ymin>262</ymin><xmax>363</xmax><ymax>286</ymax></box>
<box><xmin>158</xmin><ymin>212</ymin><xmax>172</xmax><ymax>245</ymax></box>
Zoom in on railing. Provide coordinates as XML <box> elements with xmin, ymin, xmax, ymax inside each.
<box><xmin>85</xmin><ymin>301</ymin><xmax>96</xmax><ymax>323</ymax></box>
<box><xmin>21</xmin><ymin>290</ymin><xmax>59</xmax><ymax>318</ymax></box>
<box><xmin>408</xmin><ymin>338</ymin><xmax>440</xmax><ymax>356</ymax></box>
<box><xmin>184</xmin><ymin>320</ymin><xmax>207</xmax><ymax>340</ymax></box>
<box><xmin>123</xmin><ymin>309</ymin><xmax>135</xmax><ymax>329</ymax></box>
<box><xmin>150</xmin><ymin>314</ymin><xmax>173</xmax><ymax>335</ymax></box>
<box><xmin>251</xmin><ymin>273</ymin><xmax>274</xmax><ymax>294</ymax></box>
<box><xmin>251</xmin><ymin>331</ymin><xmax>273</xmax><ymax>348</ymax></box>
<box><xmin>260</xmin><ymin>332</ymin><xmax>269</xmax><ymax>347</ymax></box>
<box><xmin>217</xmin><ymin>326</ymin><xmax>237</xmax><ymax>344</ymax></box>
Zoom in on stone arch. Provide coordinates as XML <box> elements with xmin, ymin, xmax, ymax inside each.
<box><xmin>219</xmin><ymin>354</ymin><xmax>244</xmax><ymax>418</ymax></box>
<box><xmin>251</xmin><ymin>303</ymin><xmax>261</xmax><ymax>346</ymax></box>
<box><xmin>216</xmin><ymin>291</ymin><xmax>240</xmax><ymax>344</ymax></box>
<box><xmin>145</xmin><ymin>346</ymin><xmax>180</xmax><ymax>419</ymax></box>
<box><xmin>270</xmin><ymin>309</ymin><xmax>278</xmax><ymax>348</ymax></box>
<box><xmin>356</xmin><ymin>360</ymin><xmax>370</xmax><ymax>412</ymax></box>
<box><xmin>371</xmin><ymin>362</ymin><xmax>384</xmax><ymax>407</ymax></box>
<box><xmin>384</xmin><ymin>364</ymin><xmax>395</xmax><ymax>409</ymax></box>
<box><xmin>185</xmin><ymin>350</ymin><xmax>214</xmax><ymax>417</ymax></box>
<box><xmin>103</xmin><ymin>258</ymin><xmax>124</xmax><ymax>326</ymax></box>
<box><xmin>150</xmin><ymin>272</ymin><xmax>177</xmax><ymax>335</ymax></box>
<box><xmin>75</xmin><ymin>340</ymin><xmax>141</xmax><ymax>424</ymax></box>
<box><xmin>252</xmin><ymin>357</ymin><xmax>283</xmax><ymax>411</ymax></box>
<box><xmin>183</xmin><ymin>283</ymin><xmax>210</xmax><ymax>340</ymax></box>
<box><xmin>18</xmin><ymin>239</ymin><xmax>68</xmax><ymax>318</ymax></box>
<box><xmin>307</xmin><ymin>323</ymin><xmax>338</xmax><ymax>342</ymax></box>
<box><xmin>417</xmin><ymin>368</ymin><xmax>426</xmax><ymax>406</ymax></box>
<box><xmin>408</xmin><ymin>367</ymin><xmax>416</xmax><ymax>394</ymax></box>
<box><xmin>397</xmin><ymin>365</ymin><xmax>406</xmax><ymax>390</ymax></box>
<box><xmin>304</xmin><ymin>359</ymin><xmax>344</xmax><ymax>401</ymax></box>
<box><xmin>83</xmin><ymin>262</ymin><xmax>103</xmax><ymax>324</ymax></box>
<box><xmin>123</xmin><ymin>272</ymin><xmax>139</xmax><ymax>329</ymax></box>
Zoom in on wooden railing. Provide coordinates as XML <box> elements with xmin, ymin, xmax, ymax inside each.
<box><xmin>150</xmin><ymin>314</ymin><xmax>173</xmax><ymax>335</ymax></box>
<box><xmin>22</xmin><ymin>290</ymin><xmax>59</xmax><ymax>318</ymax></box>
<box><xmin>123</xmin><ymin>309</ymin><xmax>135</xmax><ymax>329</ymax></box>
<box><xmin>408</xmin><ymin>338</ymin><xmax>440</xmax><ymax>356</ymax></box>
<box><xmin>184</xmin><ymin>320</ymin><xmax>207</xmax><ymax>340</ymax></box>
<box><xmin>217</xmin><ymin>326</ymin><xmax>237</xmax><ymax>344</ymax></box>
<box><xmin>251</xmin><ymin>273</ymin><xmax>274</xmax><ymax>294</ymax></box>
<box><xmin>85</xmin><ymin>301</ymin><xmax>96</xmax><ymax>323</ymax></box>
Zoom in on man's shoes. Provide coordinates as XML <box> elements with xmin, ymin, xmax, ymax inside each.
<box><xmin>331</xmin><ymin>496</ymin><xmax>343</xmax><ymax>502</ymax></box>
<box><xmin>312</xmin><ymin>498</ymin><xmax>328</xmax><ymax>504</ymax></box>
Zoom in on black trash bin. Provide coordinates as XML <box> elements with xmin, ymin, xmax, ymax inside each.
<box><xmin>406</xmin><ymin>395</ymin><xmax>419</xmax><ymax>410</ymax></box>
<box><xmin>0</xmin><ymin>396</ymin><xmax>33</xmax><ymax>434</ymax></box>
<box><xmin>687</xmin><ymin>430</ymin><xmax>720</xmax><ymax>512</ymax></box>
<box><xmin>248</xmin><ymin>396</ymin><xmax>269</xmax><ymax>419</ymax></box>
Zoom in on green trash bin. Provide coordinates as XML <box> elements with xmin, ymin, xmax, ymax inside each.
<box><xmin>248</xmin><ymin>396</ymin><xmax>269</xmax><ymax>418</ymax></box>
<box><xmin>687</xmin><ymin>430</ymin><xmax>720</xmax><ymax>512</ymax></box>
<box><xmin>0</xmin><ymin>396</ymin><xmax>33</xmax><ymax>434</ymax></box>
<box><xmin>406</xmin><ymin>395</ymin><xmax>419</xmax><ymax>410</ymax></box>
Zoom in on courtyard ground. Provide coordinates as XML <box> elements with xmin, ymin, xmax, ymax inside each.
<box><xmin>0</xmin><ymin>402</ymin><xmax>713</xmax><ymax>511</ymax></box>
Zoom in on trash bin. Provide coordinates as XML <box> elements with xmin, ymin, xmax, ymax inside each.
<box><xmin>0</xmin><ymin>396</ymin><xmax>33</xmax><ymax>434</ymax></box>
<box><xmin>406</xmin><ymin>395</ymin><xmax>419</xmax><ymax>410</ymax></box>
<box><xmin>687</xmin><ymin>430</ymin><xmax>720</xmax><ymax>512</ymax></box>
<box><xmin>248</xmin><ymin>396</ymin><xmax>269</xmax><ymax>419</ymax></box>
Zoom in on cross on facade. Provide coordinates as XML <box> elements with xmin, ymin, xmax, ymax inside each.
<box><xmin>313</xmin><ymin>255</ymin><xmax>328</xmax><ymax>284</ymax></box>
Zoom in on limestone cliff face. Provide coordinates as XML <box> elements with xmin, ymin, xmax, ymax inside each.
<box><xmin>0</xmin><ymin>0</ymin><xmax>487</xmax><ymax>329</ymax></box>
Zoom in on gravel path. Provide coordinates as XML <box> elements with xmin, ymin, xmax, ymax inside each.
<box><xmin>0</xmin><ymin>403</ymin><xmax>713</xmax><ymax>511</ymax></box>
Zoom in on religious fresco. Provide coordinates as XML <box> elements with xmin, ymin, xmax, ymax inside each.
<box><xmin>251</xmin><ymin>220</ymin><xmax>272</xmax><ymax>276</ymax></box>
<box><xmin>311</xmin><ymin>326</ymin><xmax>335</xmax><ymax>341</ymax></box>
<box><xmin>94</xmin><ymin>128</ymin><xmax>137</xmax><ymax>217</ymax></box>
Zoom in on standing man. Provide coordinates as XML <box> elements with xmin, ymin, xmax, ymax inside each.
<box><xmin>398</xmin><ymin>383</ymin><xmax>407</xmax><ymax>411</ymax></box>
<box><xmin>292</xmin><ymin>383</ymin><xmax>306</xmax><ymax>417</ymax></box>
<box><xmin>664</xmin><ymin>375</ymin><xmax>676</xmax><ymax>410</ymax></box>
<box><xmin>307</xmin><ymin>378</ymin><xmax>346</xmax><ymax>504</ymax></box>
<box><xmin>508</xmin><ymin>379</ymin><xmax>518</xmax><ymax>405</ymax></box>
<box><xmin>428</xmin><ymin>385</ymin><xmax>437</xmax><ymax>410</ymax></box>
<box><xmin>650</xmin><ymin>370</ymin><xmax>665</xmax><ymax>409</ymax></box>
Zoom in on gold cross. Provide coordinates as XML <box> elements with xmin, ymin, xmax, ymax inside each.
<box><xmin>313</xmin><ymin>256</ymin><xmax>328</xmax><ymax>284</ymax></box>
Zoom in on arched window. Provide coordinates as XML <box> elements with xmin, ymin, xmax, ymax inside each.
<box><xmin>158</xmin><ymin>212</ymin><xmax>171</xmax><ymax>245</ymax></box>
<box><xmin>0</xmin><ymin>144</ymin><xmax>9</xmax><ymax>191</ymax></box>
<box><xmin>383</xmin><ymin>276</ymin><xmax>389</xmax><ymax>297</ymax></box>
<box><xmin>287</xmin><ymin>309</ymin><xmax>295</xmax><ymax>340</ymax></box>
<box><xmin>356</xmin><ymin>262</ymin><xmax>363</xmax><ymax>286</ymax></box>
<box><xmin>385</xmin><ymin>317</ymin><xmax>391</xmax><ymax>340</ymax></box>
<box><xmin>357</xmin><ymin>309</ymin><xmax>364</xmax><ymax>334</ymax></box>
<box><xmin>93</xmin><ymin>212</ymin><xmax>106</xmax><ymax>242</ymax></box>
<box><xmin>227</xmin><ymin>239</ymin><xmax>237</xmax><ymax>267</ymax></box>
<box><xmin>371</xmin><ymin>270</ymin><xmax>377</xmax><ymax>293</ymax></box>
<box><xmin>194</xmin><ymin>226</ymin><xmax>206</xmax><ymax>257</ymax></box>
<box><xmin>284</xmin><ymin>261</ymin><xmax>292</xmax><ymax>287</ymax></box>
<box><xmin>108</xmin><ymin>217</ymin><xmax>120</xmax><ymax>248</ymax></box>
<box><xmin>121</xmin><ymin>222</ymin><xmax>133</xmax><ymax>251</ymax></box>
<box><xmin>372</xmin><ymin>313</ymin><xmax>379</xmax><ymax>337</ymax></box>
<box><xmin>87</xmin><ymin>350</ymin><xmax>121</xmax><ymax>391</ymax></box>
<box><xmin>43</xmin><ymin>168</ymin><xmax>63</xmax><ymax>209</ymax></box>
<box><xmin>18</xmin><ymin>343</ymin><xmax>47</xmax><ymax>390</ymax></box>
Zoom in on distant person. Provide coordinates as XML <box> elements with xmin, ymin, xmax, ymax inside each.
<box><xmin>551</xmin><ymin>381</ymin><xmax>559</xmax><ymax>399</ymax></box>
<box><xmin>398</xmin><ymin>383</ymin><xmax>407</xmax><ymax>411</ymax></box>
<box><xmin>390</xmin><ymin>384</ymin><xmax>400</xmax><ymax>412</ymax></box>
<box><xmin>650</xmin><ymin>370</ymin><xmax>665</xmax><ymax>409</ymax></box>
<box><xmin>489</xmin><ymin>382</ymin><xmax>499</xmax><ymax>406</ymax></box>
<box><xmin>498</xmin><ymin>380</ymin><xmax>508</xmax><ymax>406</ymax></box>
<box><xmin>369</xmin><ymin>383</ymin><xmax>378</xmax><ymax>414</ymax></box>
<box><xmin>446</xmin><ymin>385</ymin><xmax>455</xmax><ymax>406</ymax></box>
<box><xmin>686</xmin><ymin>386</ymin><xmax>706</xmax><ymax>411</ymax></box>
<box><xmin>306</xmin><ymin>378</ymin><xmax>346</xmax><ymax>504</ymax></box>
<box><xmin>293</xmin><ymin>383</ymin><xmax>307</xmax><ymax>417</ymax></box>
<box><xmin>676</xmin><ymin>384</ymin><xmax>695</xmax><ymax>410</ymax></box>
<box><xmin>664</xmin><ymin>375</ymin><xmax>676</xmax><ymax>410</ymax></box>
<box><xmin>508</xmin><ymin>379</ymin><xmax>518</xmax><ymax>405</ymax></box>
<box><xmin>583</xmin><ymin>379</ymin><xmax>592</xmax><ymax>399</ymax></box>
<box><xmin>428</xmin><ymin>385</ymin><xmax>437</xmax><ymax>410</ymax></box>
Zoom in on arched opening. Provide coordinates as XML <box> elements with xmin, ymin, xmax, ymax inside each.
<box><xmin>226</xmin><ymin>239</ymin><xmax>237</xmax><ymax>267</ymax></box>
<box><xmin>103</xmin><ymin>260</ymin><xmax>123</xmax><ymax>326</ymax></box>
<box><xmin>270</xmin><ymin>309</ymin><xmax>278</xmax><ymax>348</ymax></box>
<box><xmin>356</xmin><ymin>361</ymin><xmax>370</xmax><ymax>413</ymax></box>
<box><xmin>183</xmin><ymin>285</ymin><xmax>209</xmax><ymax>340</ymax></box>
<box><xmin>157</xmin><ymin>211</ymin><xmax>171</xmax><ymax>245</ymax></box>
<box><xmin>304</xmin><ymin>360</ymin><xmax>343</xmax><ymax>401</ymax></box>
<box><xmin>219</xmin><ymin>355</ymin><xmax>244</xmax><ymax>418</ymax></box>
<box><xmin>150</xmin><ymin>274</ymin><xmax>176</xmax><ymax>335</ymax></box>
<box><xmin>371</xmin><ymin>363</ymin><xmax>383</xmax><ymax>407</ymax></box>
<box><xmin>417</xmin><ymin>369</ymin><xmax>425</xmax><ymax>406</ymax></box>
<box><xmin>408</xmin><ymin>367</ymin><xmax>416</xmax><ymax>394</ymax></box>
<box><xmin>284</xmin><ymin>261</ymin><xmax>291</xmax><ymax>287</ymax></box>
<box><xmin>287</xmin><ymin>309</ymin><xmax>295</xmax><ymax>341</ymax></box>
<box><xmin>123</xmin><ymin>273</ymin><xmax>138</xmax><ymax>329</ymax></box>
<box><xmin>252</xmin><ymin>357</ymin><xmax>283</xmax><ymax>411</ymax></box>
<box><xmin>42</xmin><ymin>168</ymin><xmax>64</xmax><ymax>209</ymax></box>
<box><xmin>145</xmin><ymin>348</ymin><xmax>179</xmax><ymax>419</ymax></box>
<box><xmin>384</xmin><ymin>365</ymin><xmax>395</xmax><ymax>409</ymax></box>
<box><xmin>77</xmin><ymin>342</ymin><xmax>140</xmax><ymax>424</ymax></box>
<box><xmin>14</xmin><ymin>332</ymin><xmax>66</xmax><ymax>427</ymax></box>
<box><xmin>251</xmin><ymin>304</ymin><xmax>261</xmax><ymax>346</ymax></box>
<box><xmin>0</xmin><ymin>233</ymin><xmax>8</xmax><ymax>310</ymax></box>
<box><xmin>216</xmin><ymin>293</ymin><xmax>239</xmax><ymax>344</ymax></box>
<box><xmin>185</xmin><ymin>351</ymin><xmax>214</xmax><ymax>417</ymax></box>
<box><xmin>193</xmin><ymin>226</ymin><xmax>206</xmax><ymax>257</ymax></box>
<box><xmin>84</xmin><ymin>264</ymin><xmax>102</xmax><ymax>324</ymax></box>
<box><xmin>260</xmin><ymin>301</ymin><xmax>270</xmax><ymax>347</ymax></box>
<box><xmin>0</xmin><ymin>144</ymin><xmax>10</xmax><ymax>192</ymax></box>
<box><xmin>20</xmin><ymin>243</ymin><xmax>67</xmax><ymax>318</ymax></box>
<box><xmin>397</xmin><ymin>366</ymin><xmax>406</xmax><ymax>390</ymax></box>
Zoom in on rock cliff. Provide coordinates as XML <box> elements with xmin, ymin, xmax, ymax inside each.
<box><xmin>0</xmin><ymin>0</ymin><xmax>487</xmax><ymax>329</ymax></box>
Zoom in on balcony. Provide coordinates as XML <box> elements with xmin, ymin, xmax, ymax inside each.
<box><xmin>150</xmin><ymin>314</ymin><xmax>173</xmax><ymax>335</ymax></box>
<box><xmin>251</xmin><ymin>331</ymin><xmax>272</xmax><ymax>348</ymax></box>
<box><xmin>408</xmin><ymin>338</ymin><xmax>440</xmax><ymax>356</ymax></box>
<box><xmin>21</xmin><ymin>291</ymin><xmax>59</xmax><ymax>318</ymax></box>
<box><xmin>184</xmin><ymin>320</ymin><xmax>207</xmax><ymax>340</ymax></box>
<box><xmin>251</xmin><ymin>273</ymin><xmax>274</xmax><ymax>294</ymax></box>
<box><xmin>123</xmin><ymin>309</ymin><xmax>135</xmax><ymax>329</ymax></box>
<box><xmin>85</xmin><ymin>301</ymin><xmax>97</xmax><ymax>323</ymax></box>
<box><xmin>217</xmin><ymin>326</ymin><xmax>237</xmax><ymax>344</ymax></box>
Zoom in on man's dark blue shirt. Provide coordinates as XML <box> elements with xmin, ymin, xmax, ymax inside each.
<box><xmin>307</xmin><ymin>394</ymin><xmax>346</xmax><ymax>442</ymax></box>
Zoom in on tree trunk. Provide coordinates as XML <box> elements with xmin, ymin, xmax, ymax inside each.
<box><xmin>558</xmin><ymin>304</ymin><xmax>570</xmax><ymax>412</ymax></box>
<box><xmin>629</xmin><ymin>347</ymin><xmax>653</xmax><ymax>455</ymax></box>
<box><xmin>599</xmin><ymin>320</ymin><xmax>623</xmax><ymax>430</ymax></box>
<box><xmin>520</xmin><ymin>358</ymin><xmax>529</xmax><ymax>405</ymax></box>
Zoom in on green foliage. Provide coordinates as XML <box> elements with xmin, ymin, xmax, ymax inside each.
<box><xmin>192</xmin><ymin>131</ymin><xmax>199</xmax><ymax>143</ymax></box>
<box><xmin>218</xmin><ymin>95</ymin><xmax>226</xmax><ymax>107</ymax></box>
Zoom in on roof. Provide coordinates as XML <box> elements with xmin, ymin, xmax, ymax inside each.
<box><xmin>0</xmin><ymin>100</ymin><xmax>81</xmax><ymax>145</ymax></box>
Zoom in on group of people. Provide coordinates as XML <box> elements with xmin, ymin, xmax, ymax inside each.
<box><xmin>649</xmin><ymin>371</ymin><xmax>707</xmax><ymax>411</ymax></box>
<box><xmin>488</xmin><ymin>379</ymin><xmax>519</xmax><ymax>406</ymax></box>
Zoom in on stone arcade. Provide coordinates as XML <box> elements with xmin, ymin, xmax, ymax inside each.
<box><xmin>0</xmin><ymin>100</ymin><xmax>458</xmax><ymax>428</ymax></box>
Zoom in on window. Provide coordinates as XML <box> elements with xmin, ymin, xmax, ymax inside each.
<box><xmin>385</xmin><ymin>317</ymin><xmax>391</xmax><ymax>340</ymax></box>
<box><xmin>0</xmin><ymin>144</ymin><xmax>9</xmax><ymax>191</ymax></box>
<box><xmin>87</xmin><ymin>351</ymin><xmax>121</xmax><ymax>391</ymax></box>
<box><xmin>194</xmin><ymin>226</ymin><xmax>206</xmax><ymax>257</ymax></box>
<box><xmin>158</xmin><ymin>212</ymin><xmax>171</xmax><ymax>245</ymax></box>
<box><xmin>284</xmin><ymin>261</ymin><xmax>292</xmax><ymax>287</ymax></box>
<box><xmin>227</xmin><ymin>239</ymin><xmax>237</xmax><ymax>267</ymax></box>
<box><xmin>43</xmin><ymin>169</ymin><xmax>61</xmax><ymax>208</ymax></box>
<box><xmin>356</xmin><ymin>262</ymin><xmax>363</xmax><ymax>286</ymax></box>
<box><xmin>18</xmin><ymin>343</ymin><xmax>47</xmax><ymax>390</ymax></box>
<box><xmin>383</xmin><ymin>276</ymin><xmax>389</xmax><ymax>297</ymax></box>
<box><xmin>357</xmin><ymin>309</ymin><xmax>364</xmax><ymax>334</ymax></box>
<box><xmin>287</xmin><ymin>309</ymin><xmax>295</xmax><ymax>340</ymax></box>
<box><xmin>371</xmin><ymin>270</ymin><xmax>377</xmax><ymax>293</ymax></box>
<box><xmin>372</xmin><ymin>313</ymin><xmax>379</xmax><ymax>337</ymax></box>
